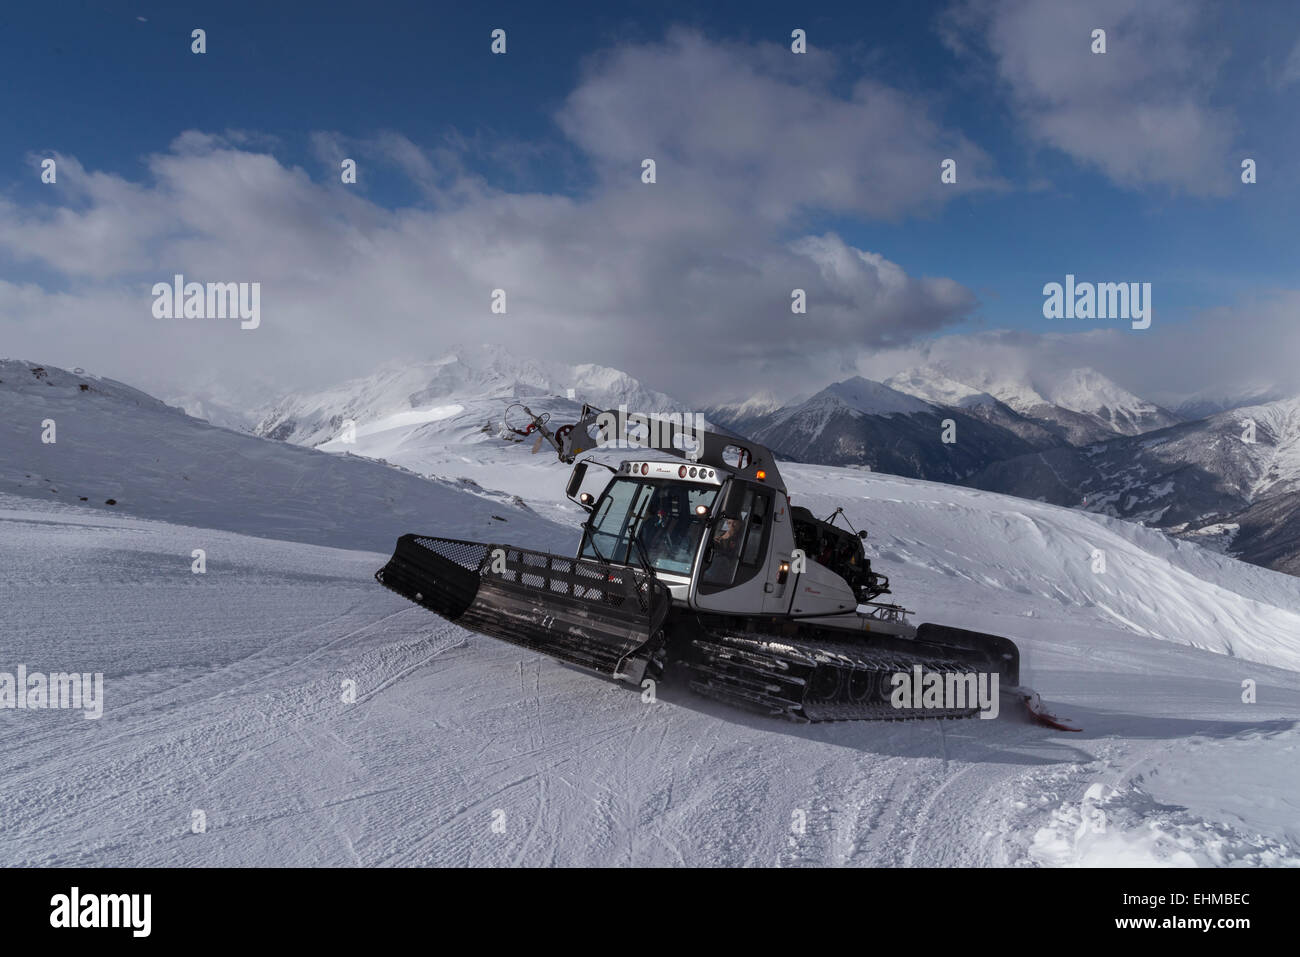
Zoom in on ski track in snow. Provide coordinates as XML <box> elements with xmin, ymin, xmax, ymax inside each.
<box><xmin>3</xmin><ymin>489</ymin><xmax>1298</xmax><ymax>867</ymax></box>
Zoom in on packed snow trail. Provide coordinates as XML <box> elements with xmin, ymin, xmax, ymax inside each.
<box><xmin>2</xmin><ymin>496</ymin><xmax>1298</xmax><ymax>867</ymax></box>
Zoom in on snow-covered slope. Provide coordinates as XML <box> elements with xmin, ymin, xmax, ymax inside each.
<box><xmin>1230</xmin><ymin>396</ymin><xmax>1300</xmax><ymax>499</ymax></box>
<box><xmin>163</xmin><ymin>389</ymin><xmax>261</xmax><ymax>432</ymax></box>
<box><xmin>2</xmin><ymin>360</ymin><xmax>1299</xmax><ymax>868</ymax></box>
<box><xmin>781</xmin><ymin>465</ymin><xmax>1300</xmax><ymax>672</ymax></box>
<box><xmin>970</xmin><ymin>394</ymin><xmax>1300</xmax><ymax>576</ymax></box>
<box><xmin>2</xmin><ymin>467</ymin><xmax>1299</xmax><ymax>868</ymax></box>
<box><xmin>0</xmin><ymin>358</ymin><xmax>554</xmax><ymax>552</ymax></box>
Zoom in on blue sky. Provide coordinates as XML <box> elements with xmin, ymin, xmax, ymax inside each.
<box><xmin>2</xmin><ymin>0</ymin><xmax>1299</xmax><ymax>403</ymax></box>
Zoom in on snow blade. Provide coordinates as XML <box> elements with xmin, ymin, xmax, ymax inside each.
<box><xmin>375</xmin><ymin>535</ymin><xmax>672</xmax><ymax>678</ymax></box>
<box><xmin>1019</xmin><ymin>690</ymin><xmax>1082</xmax><ymax>732</ymax></box>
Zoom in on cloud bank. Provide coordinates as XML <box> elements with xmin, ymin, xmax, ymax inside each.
<box><xmin>0</xmin><ymin>31</ymin><xmax>998</xmax><ymax>405</ymax></box>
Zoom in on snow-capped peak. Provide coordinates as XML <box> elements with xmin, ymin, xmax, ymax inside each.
<box><xmin>1042</xmin><ymin>367</ymin><xmax>1146</xmax><ymax>416</ymax></box>
<box><xmin>252</xmin><ymin>345</ymin><xmax>694</xmax><ymax>447</ymax></box>
<box><xmin>818</xmin><ymin>377</ymin><xmax>935</xmax><ymax>416</ymax></box>
<box><xmin>904</xmin><ymin>362</ymin><xmax>1178</xmax><ymax>437</ymax></box>
<box><xmin>911</xmin><ymin>362</ymin><xmax>1052</xmax><ymax>413</ymax></box>
<box><xmin>1039</xmin><ymin>368</ymin><xmax>1180</xmax><ymax>436</ymax></box>
<box><xmin>708</xmin><ymin>389</ymin><xmax>789</xmax><ymax>418</ymax></box>
<box><xmin>884</xmin><ymin>367</ymin><xmax>1000</xmax><ymax>409</ymax></box>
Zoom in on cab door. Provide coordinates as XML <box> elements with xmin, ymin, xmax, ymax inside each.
<box><xmin>688</xmin><ymin>479</ymin><xmax>775</xmax><ymax>614</ymax></box>
<box><xmin>760</xmin><ymin>493</ymin><xmax>799</xmax><ymax>615</ymax></box>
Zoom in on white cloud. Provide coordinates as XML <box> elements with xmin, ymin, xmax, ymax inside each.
<box><xmin>943</xmin><ymin>0</ymin><xmax>1235</xmax><ymax>195</ymax></box>
<box><xmin>1279</xmin><ymin>36</ymin><xmax>1300</xmax><ymax>87</ymax></box>
<box><xmin>853</xmin><ymin>294</ymin><xmax>1300</xmax><ymax>406</ymax></box>
<box><xmin>0</xmin><ymin>32</ymin><xmax>996</xmax><ymax>406</ymax></box>
<box><xmin>6</xmin><ymin>27</ymin><xmax>1281</xmax><ymax>413</ymax></box>
<box><xmin>559</xmin><ymin>28</ymin><xmax>1004</xmax><ymax>223</ymax></box>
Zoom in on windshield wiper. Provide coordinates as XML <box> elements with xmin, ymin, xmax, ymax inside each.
<box><xmin>581</xmin><ymin>520</ymin><xmax>613</xmax><ymax>567</ymax></box>
<box><xmin>631</xmin><ymin>533</ymin><xmax>657</xmax><ymax>579</ymax></box>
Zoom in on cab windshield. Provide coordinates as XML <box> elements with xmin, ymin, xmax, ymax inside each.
<box><xmin>581</xmin><ymin>478</ymin><xmax>718</xmax><ymax>575</ymax></box>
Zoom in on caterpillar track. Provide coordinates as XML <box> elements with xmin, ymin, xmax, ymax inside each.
<box><xmin>680</xmin><ymin>628</ymin><xmax>993</xmax><ymax>722</ymax></box>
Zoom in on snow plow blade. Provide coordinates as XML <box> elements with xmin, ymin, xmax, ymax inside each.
<box><xmin>375</xmin><ymin>535</ymin><xmax>672</xmax><ymax>679</ymax></box>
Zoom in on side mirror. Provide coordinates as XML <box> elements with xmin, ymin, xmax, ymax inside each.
<box><xmin>566</xmin><ymin>461</ymin><xmax>589</xmax><ymax>502</ymax></box>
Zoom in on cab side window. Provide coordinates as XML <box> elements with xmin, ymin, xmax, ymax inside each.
<box><xmin>739</xmin><ymin>492</ymin><xmax>769</xmax><ymax>566</ymax></box>
<box><xmin>699</xmin><ymin>482</ymin><xmax>774</xmax><ymax>591</ymax></box>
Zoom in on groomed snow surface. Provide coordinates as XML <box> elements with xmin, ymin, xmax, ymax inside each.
<box><xmin>2</xmin><ymin>363</ymin><xmax>1299</xmax><ymax>867</ymax></box>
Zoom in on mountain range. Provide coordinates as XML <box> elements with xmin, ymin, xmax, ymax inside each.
<box><xmin>708</xmin><ymin>364</ymin><xmax>1300</xmax><ymax>578</ymax></box>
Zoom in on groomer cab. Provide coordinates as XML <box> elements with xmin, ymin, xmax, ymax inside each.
<box><xmin>564</xmin><ymin>432</ymin><xmax>861</xmax><ymax>620</ymax></box>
